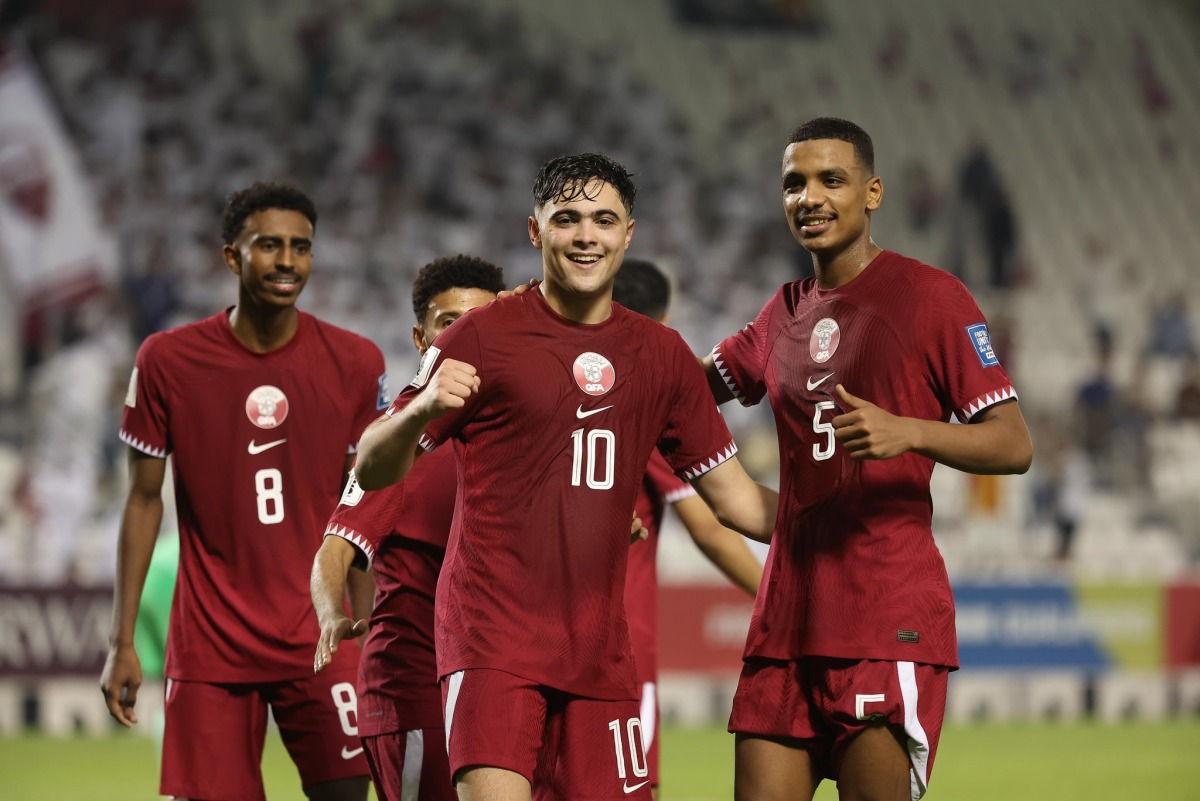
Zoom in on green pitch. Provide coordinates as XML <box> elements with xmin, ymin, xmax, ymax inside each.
<box><xmin>2</xmin><ymin>721</ymin><xmax>1198</xmax><ymax>800</ymax></box>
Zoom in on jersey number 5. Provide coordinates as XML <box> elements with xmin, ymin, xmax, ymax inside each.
<box><xmin>812</xmin><ymin>401</ymin><xmax>836</xmax><ymax>461</ymax></box>
<box><xmin>571</xmin><ymin>427</ymin><xmax>615</xmax><ymax>490</ymax></box>
<box><xmin>254</xmin><ymin>468</ymin><xmax>285</xmax><ymax>524</ymax></box>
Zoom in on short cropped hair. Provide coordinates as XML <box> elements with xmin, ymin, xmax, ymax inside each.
<box><xmin>221</xmin><ymin>181</ymin><xmax>318</xmax><ymax>244</ymax></box>
<box><xmin>532</xmin><ymin>153</ymin><xmax>637</xmax><ymax>216</ymax></box>
<box><xmin>612</xmin><ymin>258</ymin><xmax>670</xmax><ymax>321</ymax></box>
<box><xmin>788</xmin><ymin>117</ymin><xmax>875</xmax><ymax>175</ymax></box>
<box><xmin>411</xmin><ymin>254</ymin><xmax>506</xmax><ymax>322</ymax></box>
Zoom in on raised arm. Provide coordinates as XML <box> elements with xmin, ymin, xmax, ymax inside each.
<box><xmin>100</xmin><ymin>450</ymin><xmax>166</xmax><ymax>727</ymax></box>
<box><xmin>700</xmin><ymin>353</ymin><xmax>737</xmax><ymax>406</ymax></box>
<box><xmin>311</xmin><ymin>536</ymin><xmax>367</xmax><ymax>674</ymax></box>
<box><xmin>690</xmin><ymin>458</ymin><xmax>778</xmax><ymax>544</ymax></box>
<box><xmin>354</xmin><ymin>358</ymin><xmax>479</xmax><ymax>490</ymax></box>
<box><xmin>833</xmin><ymin>386</ymin><xmax>1033</xmax><ymax>474</ymax></box>
<box><xmin>673</xmin><ymin>494</ymin><xmax>762</xmax><ymax>596</ymax></box>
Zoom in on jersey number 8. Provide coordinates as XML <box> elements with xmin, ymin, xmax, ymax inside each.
<box><xmin>254</xmin><ymin>468</ymin><xmax>285</xmax><ymax>524</ymax></box>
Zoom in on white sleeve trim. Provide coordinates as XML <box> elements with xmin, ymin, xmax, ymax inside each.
<box><xmin>418</xmin><ymin>433</ymin><xmax>438</xmax><ymax>452</ymax></box>
<box><xmin>324</xmin><ymin>523</ymin><xmax>376</xmax><ymax>568</ymax></box>
<box><xmin>711</xmin><ymin>347</ymin><xmax>755</xmax><ymax>407</ymax></box>
<box><xmin>119</xmin><ymin>429</ymin><xmax>168</xmax><ymax>459</ymax></box>
<box><xmin>956</xmin><ymin>385</ymin><xmax>1018</xmax><ymax>423</ymax></box>
<box><xmin>663</xmin><ymin>485</ymin><xmax>697</xmax><ymax>504</ymax></box>
<box><xmin>682</xmin><ymin>442</ymin><xmax>739</xmax><ymax>481</ymax></box>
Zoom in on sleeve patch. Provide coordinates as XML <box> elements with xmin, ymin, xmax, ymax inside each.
<box><xmin>124</xmin><ymin>366</ymin><xmax>138</xmax><ymax>408</ymax></box>
<box><xmin>376</xmin><ymin>372</ymin><xmax>390</xmax><ymax>410</ymax></box>
<box><xmin>965</xmin><ymin>323</ymin><xmax>999</xmax><ymax>367</ymax></box>
<box><xmin>410</xmin><ymin>346</ymin><xmax>441</xmax><ymax>388</ymax></box>
<box><xmin>338</xmin><ymin>470</ymin><xmax>365</xmax><ymax>507</ymax></box>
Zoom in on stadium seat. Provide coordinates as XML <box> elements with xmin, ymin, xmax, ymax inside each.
<box><xmin>1022</xmin><ymin>671</ymin><xmax>1086</xmax><ymax>722</ymax></box>
<box><xmin>947</xmin><ymin>672</ymin><xmax>1020</xmax><ymax>724</ymax></box>
<box><xmin>1095</xmin><ymin>671</ymin><xmax>1170</xmax><ymax>723</ymax></box>
<box><xmin>38</xmin><ymin>679</ymin><xmax>112</xmax><ymax>736</ymax></box>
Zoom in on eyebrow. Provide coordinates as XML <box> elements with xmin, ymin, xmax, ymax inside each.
<box><xmin>255</xmin><ymin>235</ymin><xmax>313</xmax><ymax>246</ymax></box>
<box><xmin>551</xmin><ymin>208</ymin><xmax>621</xmax><ymax>219</ymax></box>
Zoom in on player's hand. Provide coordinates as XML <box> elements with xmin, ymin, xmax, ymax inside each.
<box><xmin>630</xmin><ymin>512</ymin><xmax>649</xmax><ymax>544</ymax></box>
<box><xmin>497</xmin><ymin>278</ymin><xmax>540</xmax><ymax>299</ymax></box>
<box><xmin>414</xmin><ymin>359</ymin><xmax>480</xmax><ymax>419</ymax></box>
<box><xmin>99</xmin><ymin>643</ymin><xmax>143</xmax><ymax>728</ymax></box>
<box><xmin>832</xmin><ymin>384</ymin><xmax>916</xmax><ymax>460</ymax></box>
<box><xmin>314</xmin><ymin>615</ymin><xmax>368</xmax><ymax>674</ymax></box>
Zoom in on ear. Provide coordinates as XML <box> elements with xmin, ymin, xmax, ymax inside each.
<box><xmin>412</xmin><ymin>324</ymin><xmax>427</xmax><ymax>355</ymax></box>
<box><xmin>624</xmin><ymin>217</ymin><xmax>636</xmax><ymax>249</ymax></box>
<box><xmin>866</xmin><ymin>175</ymin><xmax>883</xmax><ymax>212</ymax></box>
<box><xmin>223</xmin><ymin>244</ymin><xmax>242</xmax><ymax>275</ymax></box>
<box><xmin>527</xmin><ymin>215</ymin><xmax>543</xmax><ymax>250</ymax></box>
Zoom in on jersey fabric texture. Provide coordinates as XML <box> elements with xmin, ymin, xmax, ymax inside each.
<box><xmin>626</xmin><ymin>451</ymin><xmax>696</xmax><ymax>685</ymax></box>
<box><xmin>324</xmin><ymin>444</ymin><xmax>457</xmax><ymax>735</ymax></box>
<box><xmin>121</xmin><ymin>310</ymin><xmax>386</xmax><ymax>682</ymax></box>
<box><xmin>713</xmin><ymin>252</ymin><xmax>1016</xmax><ymax>669</ymax></box>
<box><xmin>389</xmin><ymin>288</ymin><xmax>735</xmax><ymax>701</ymax></box>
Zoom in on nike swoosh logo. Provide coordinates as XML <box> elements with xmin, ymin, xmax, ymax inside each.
<box><xmin>341</xmin><ymin>745</ymin><xmax>364</xmax><ymax>760</ymax></box>
<box><xmin>248</xmin><ymin>438</ymin><xmax>288</xmax><ymax>455</ymax></box>
<box><xmin>576</xmin><ymin>404</ymin><xmax>614</xmax><ymax>419</ymax></box>
<box><xmin>623</xmin><ymin>780</ymin><xmax>649</xmax><ymax>794</ymax></box>
<box><xmin>806</xmin><ymin>373</ymin><xmax>835</xmax><ymax>391</ymax></box>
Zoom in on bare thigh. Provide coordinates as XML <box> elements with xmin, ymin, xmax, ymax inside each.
<box><xmin>734</xmin><ymin>733</ymin><xmax>821</xmax><ymax>801</ymax></box>
<box><xmin>836</xmin><ymin>724</ymin><xmax>911</xmax><ymax>801</ymax></box>
<box><xmin>455</xmin><ymin>765</ymin><xmax>531</xmax><ymax>801</ymax></box>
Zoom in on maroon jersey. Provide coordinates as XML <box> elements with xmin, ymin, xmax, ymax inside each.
<box><xmin>120</xmin><ymin>310</ymin><xmax>387</xmax><ymax>682</ymax></box>
<box><xmin>625</xmin><ymin>451</ymin><xmax>696</xmax><ymax>685</ymax></box>
<box><xmin>389</xmin><ymin>288</ymin><xmax>735</xmax><ymax>701</ymax></box>
<box><xmin>713</xmin><ymin>251</ymin><xmax>1017</xmax><ymax>669</ymax></box>
<box><xmin>323</xmin><ymin>445</ymin><xmax>457</xmax><ymax>735</ymax></box>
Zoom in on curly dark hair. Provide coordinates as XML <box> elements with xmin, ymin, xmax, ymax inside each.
<box><xmin>612</xmin><ymin>258</ymin><xmax>670</xmax><ymax>321</ymax></box>
<box><xmin>532</xmin><ymin>153</ymin><xmax>637</xmax><ymax>215</ymax></box>
<box><xmin>788</xmin><ymin>117</ymin><xmax>875</xmax><ymax>174</ymax></box>
<box><xmin>221</xmin><ymin>181</ymin><xmax>318</xmax><ymax>244</ymax></box>
<box><xmin>411</xmin><ymin>255</ymin><xmax>506</xmax><ymax>322</ymax></box>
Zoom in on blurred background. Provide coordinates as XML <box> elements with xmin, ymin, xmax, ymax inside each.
<box><xmin>0</xmin><ymin>0</ymin><xmax>1198</xmax><ymax>798</ymax></box>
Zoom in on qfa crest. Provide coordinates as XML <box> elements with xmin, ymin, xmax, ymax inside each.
<box><xmin>572</xmin><ymin>352</ymin><xmax>616</xmax><ymax>396</ymax></box>
<box><xmin>246</xmin><ymin>385</ymin><xmax>289</xmax><ymax>429</ymax></box>
<box><xmin>809</xmin><ymin>318</ymin><xmax>841</xmax><ymax>364</ymax></box>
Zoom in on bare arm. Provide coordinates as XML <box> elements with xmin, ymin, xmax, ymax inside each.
<box><xmin>833</xmin><ymin>385</ymin><xmax>1033</xmax><ymax>474</ymax></box>
<box><xmin>673</xmin><ymin>494</ymin><xmax>762</xmax><ymax>596</ymax></box>
<box><xmin>355</xmin><ymin>359</ymin><xmax>479</xmax><ymax>490</ymax></box>
<box><xmin>339</xmin><ymin>454</ymin><xmax>376</xmax><ymax>625</ymax></box>
<box><xmin>311</xmin><ymin>536</ymin><xmax>367</xmax><ymax>673</ymax></box>
<box><xmin>99</xmin><ymin>449</ymin><xmax>166</xmax><ymax>727</ymax></box>
<box><xmin>700</xmin><ymin>353</ymin><xmax>736</xmax><ymax>406</ymax></box>
<box><xmin>690</xmin><ymin>458</ymin><xmax>778</xmax><ymax>544</ymax></box>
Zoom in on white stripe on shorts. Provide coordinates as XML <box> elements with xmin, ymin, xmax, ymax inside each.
<box><xmin>444</xmin><ymin>670</ymin><xmax>465</xmax><ymax>754</ymax></box>
<box><xmin>401</xmin><ymin>729</ymin><xmax>424</xmax><ymax>801</ymax></box>
<box><xmin>639</xmin><ymin>682</ymin><xmax>657</xmax><ymax>751</ymax></box>
<box><xmin>897</xmin><ymin>661</ymin><xmax>931</xmax><ymax>801</ymax></box>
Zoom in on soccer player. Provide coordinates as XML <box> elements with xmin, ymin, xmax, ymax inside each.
<box><xmin>613</xmin><ymin>258</ymin><xmax>763</xmax><ymax>797</ymax></box>
<box><xmin>703</xmin><ymin>118</ymin><xmax>1034</xmax><ymax>801</ymax></box>
<box><xmin>101</xmin><ymin>182</ymin><xmax>383</xmax><ymax>801</ymax></box>
<box><xmin>354</xmin><ymin>153</ymin><xmax>778</xmax><ymax>801</ymax></box>
<box><xmin>312</xmin><ymin>254</ymin><xmax>506</xmax><ymax>801</ymax></box>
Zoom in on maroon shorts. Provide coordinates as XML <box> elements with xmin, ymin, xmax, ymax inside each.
<box><xmin>638</xmin><ymin>681</ymin><xmax>660</xmax><ymax>787</ymax></box>
<box><xmin>442</xmin><ymin>668</ymin><xmax>651</xmax><ymax>800</ymax></box>
<box><xmin>362</xmin><ymin>728</ymin><xmax>454</xmax><ymax>801</ymax></box>
<box><xmin>729</xmin><ymin>657</ymin><xmax>948</xmax><ymax>800</ymax></box>
<box><xmin>160</xmin><ymin>666</ymin><xmax>369</xmax><ymax>801</ymax></box>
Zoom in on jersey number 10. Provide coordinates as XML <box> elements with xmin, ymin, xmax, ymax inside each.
<box><xmin>571</xmin><ymin>427</ymin><xmax>615</xmax><ymax>490</ymax></box>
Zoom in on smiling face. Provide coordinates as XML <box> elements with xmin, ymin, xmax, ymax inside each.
<box><xmin>781</xmin><ymin>139</ymin><xmax>882</xmax><ymax>257</ymax></box>
<box><xmin>413</xmin><ymin>286</ymin><xmax>497</xmax><ymax>354</ymax></box>
<box><xmin>223</xmin><ymin>208</ymin><xmax>313</xmax><ymax>310</ymax></box>
<box><xmin>528</xmin><ymin>178</ymin><xmax>635</xmax><ymax>323</ymax></box>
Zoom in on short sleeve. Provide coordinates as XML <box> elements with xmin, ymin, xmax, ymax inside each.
<box><xmin>644</xmin><ymin>450</ymin><xmax>696</xmax><ymax>504</ymax></box>
<box><xmin>347</xmin><ymin>341</ymin><xmax>389</xmax><ymax>454</ymax></box>
<box><xmin>324</xmin><ymin>473</ymin><xmax>405</xmax><ymax>569</ymax></box>
<box><xmin>921</xmin><ymin>276</ymin><xmax>1017</xmax><ymax>422</ymax></box>
<box><xmin>711</xmin><ymin>290</ymin><xmax>780</xmax><ymax>407</ymax></box>
<box><xmin>119</xmin><ymin>336</ymin><xmax>170</xmax><ymax>458</ymax></box>
<box><xmin>387</xmin><ymin>317</ymin><xmax>486</xmax><ymax>450</ymax></box>
<box><xmin>658</xmin><ymin>335</ymin><xmax>737</xmax><ymax>480</ymax></box>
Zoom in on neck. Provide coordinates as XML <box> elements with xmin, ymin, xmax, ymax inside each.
<box><xmin>228</xmin><ymin>302</ymin><xmax>299</xmax><ymax>353</ymax></box>
<box><xmin>540</xmin><ymin>281</ymin><xmax>613</xmax><ymax>325</ymax></box>
<box><xmin>810</xmin><ymin>238</ymin><xmax>883</xmax><ymax>290</ymax></box>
